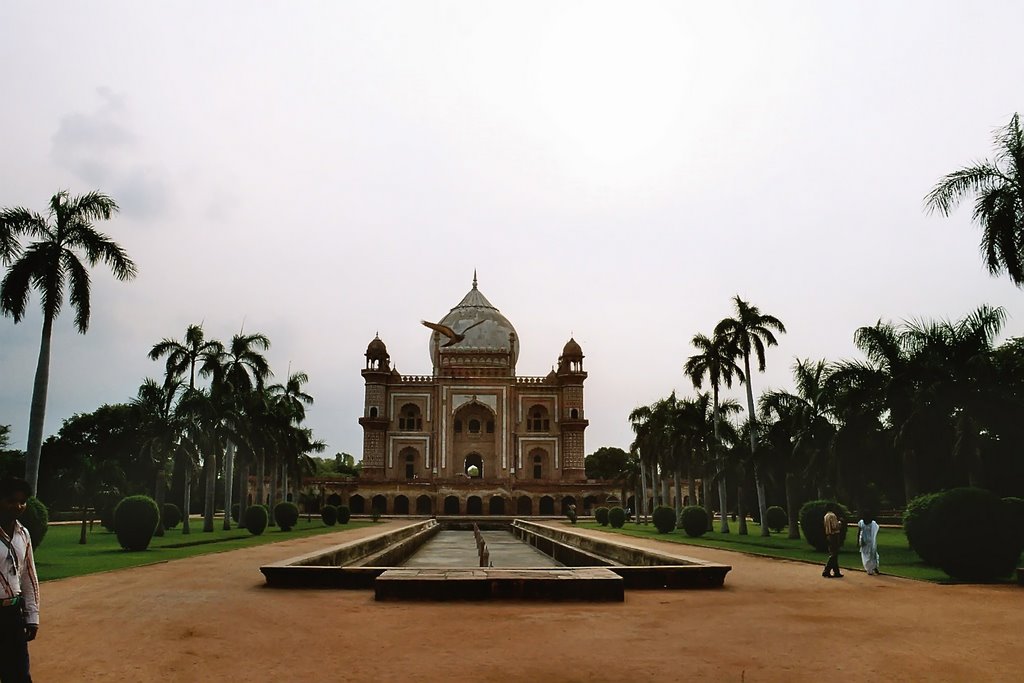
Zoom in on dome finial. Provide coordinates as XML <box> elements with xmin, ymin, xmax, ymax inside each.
<box><xmin>472</xmin><ymin>269</ymin><xmax>478</xmax><ymax>289</ymax></box>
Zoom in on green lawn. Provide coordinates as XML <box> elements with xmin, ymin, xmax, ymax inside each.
<box><xmin>34</xmin><ymin>518</ymin><xmax>373</xmax><ymax>581</ymax></box>
<box><xmin>577</xmin><ymin>520</ymin><xmax>1006</xmax><ymax>583</ymax></box>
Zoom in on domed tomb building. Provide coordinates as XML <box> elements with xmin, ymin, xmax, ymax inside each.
<box><xmin>340</xmin><ymin>275</ymin><xmax>616</xmax><ymax>516</ymax></box>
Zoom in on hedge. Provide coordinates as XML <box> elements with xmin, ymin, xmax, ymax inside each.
<box><xmin>680</xmin><ymin>506</ymin><xmax>709</xmax><ymax>537</ymax></box>
<box><xmin>608</xmin><ymin>506</ymin><xmax>626</xmax><ymax>529</ymax></box>
<box><xmin>652</xmin><ymin>506</ymin><xmax>676</xmax><ymax>533</ymax></box>
<box><xmin>274</xmin><ymin>502</ymin><xmax>299</xmax><ymax>531</ymax></box>
<box><xmin>161</xmin><ymin>503</ymin><xmax>182</xmax><ymax>530</ymax></box>
<box><xmin>765</xmin><ymin>505</ymin><xmax>788</xmax><ymax>533</ymax></box>
<box><xmin>903</xmin><ymin>492</ymin><xmax>944</xmax><ymax>565</ymax></box>
<box><xmin>927</xmin><ymin>488</ymin><xmax>1022</xmax><ymax>581</ymax></box>
<box><xmin>594</xmin><ymin>507</ymin><xmax>610</xmax><ymax>526</ymax></box>
<box><xmin>23</xmin><ymin>497</ymin><xmax>49</xmax><ymax>549</ymax></box>
<box><xmin>244</xmin><ymin>505</ymin><xmax>269</xmax><ymax>536</ymax></box>
<box><xmin>798</xmin><ymin>499</ymin><xmax>851</xmax><ymax>551</ymax></box>
<box><xmin>114</xmin><ymin>496</ymin><xmax>160</xmax><ymax>551</ymax></box>
<box><xmin>337</xmin><ymin>505</ymin><xmax>351</xmax><ymax>525</ymax></box>
<box><xmin>321</xmin><ymin>504</ymin><xmax>338</xmax><ymax>526</ymax></box>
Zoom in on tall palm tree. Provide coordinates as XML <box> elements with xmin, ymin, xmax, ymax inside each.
<box><xmin>133</xmin><ymin>378</ymin><xmax>184</xmax><ymax>536</ymax></box>
<box><xmin>761</xmin><ymin>359</ymin><xmax>838</xmax><ymax>538</ymax></box>
<box><xmin>148</xmin><ymin>324</ymin><xmax>224</xmax><ymax>533</ymax></box>
<box><xmin>925</xmin><ymin>113</ymin><xmax>1024</xmax><ymax>285</ymax></box>
<box><xmin>211</xmin><ymin>333</ymin><xmax>271</xmax><ymax>530</ymax></box>
<box><xmin>715</xmin><ymin>296</ymin><xmax>786</xmax><ymax>536</ymax></box>
<box><xmin>0</xmin><ymin>190</ymin><xmax>136</xmax><ymax>492</ymax></box>
<box><xmin>267</xmin><ymin>370</ymin><xmax>314</xmax><ymax>513</ymax></box>
<box><xmin>685</xmin><ymin>331</ymin><xmax>744</xmax><ymax>532</ymax></box>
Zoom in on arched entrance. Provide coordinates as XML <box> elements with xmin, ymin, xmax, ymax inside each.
<box><xmin>561</xmin><ymin>496</ymin><xmax>576</xmax><ymax>516</ymax></box>
<box><xmin>539</xmin><ymin>496</ymin><xmax>554</xmax><ymax>515</ymax></box>
<box><xmin>371</xmin><ymin>495</ymin><xmax>387</xmax><ymax>515</ymax></box>
<box><xmin>416</xmin><ymin>495</ymin><xmax>433</xmax><ymax>515</ymax></box>
<box><xmin>489</xmin><ymin>496</ymin><xmax>505</xmax><ymax>515</ymax></box>
<box><xmin>517</xmin><ymin>495</ymin><xmax>532</xmax><ymax>515</ymax></box>
<box><xmin>467</xmin><ymin>496</ymin><xmax>483</xmax><ymax>515</ymax></box>
<box><xmin>326</xmin><ymin>493</ymin><xmax>341</xmax><ymax>507</ymax></box>
<box><xmin>394</xmin><ymin>495</ymin><xmax>409</xmax><ymax>515</ymax></box>
<box><xmin>349</xmin><ymin>494</ymin><xmax>365</xmax><ymax>514</ymax></box>
<box><xmin>464</xmin><ymin>453</ymin><xmax>483</xmax><ymax>479</ymax></box>
<box><xmin>444</xmin><ymin>496</ymin><xmax>460</xmax><ymax>515</ymax></box>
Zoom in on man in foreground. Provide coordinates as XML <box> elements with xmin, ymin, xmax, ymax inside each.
<box><xmin>822</xmin><ymin>503</ymin><xmax>844</xmax><ymax>578</ymax></box>
<box><xmin>0</xmin><ymin>477</ymin><xmax>39</xmax><ymax>682</ymax></box>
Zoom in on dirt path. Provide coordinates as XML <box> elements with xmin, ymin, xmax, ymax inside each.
<box><xmin>30</xmin><ymin>521</ymin><xmax>1022</xmax><ymax>682</ymax></box>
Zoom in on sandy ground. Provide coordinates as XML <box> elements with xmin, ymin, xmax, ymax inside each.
<box><xmin>30</xmin><ymin>520</ymin><xmax>1023</xmax><ymax>682</ymax></box>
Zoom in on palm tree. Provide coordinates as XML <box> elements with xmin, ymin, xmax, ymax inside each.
<box><xmin>213</xmin><ymin>333</ymin><xmax>271</xmax><ymax>530</ymax></box>
<box><xmin>133</xmin><ymin>378</ymin><xmax>184</xmax><ymax>536</ymax></box>
<box><xmin>0</xmin><ymin>190</ymin><xmax>136</xmax><ymax>492</ymax></box>
<box><xmin>761</xmin><ymin>359</ymin><xmax>837</xmax><ymax>539</ymax></box>
<box><xmin>685</xmin><ymin>331</ymin><xmax>744</xmax><ymax>532</ymax></box>
<box><xmin>925</xmin><ymin>113</ymin><xmax>1024</xmax><ymax>285</ymax></box>
<box><xmin>267</xmin><ymin>370</ymin><xmax>314</xmax><ymax>513</ymax></box>
<box><xmin>715</xmin><ymin>296</ymin><xmax>786</xmax><ymax>536</ymax></box>
<box><xmin>148</xmin><ymin>325</ymin><xmax>224</xmax><ymax>533</ymax></box>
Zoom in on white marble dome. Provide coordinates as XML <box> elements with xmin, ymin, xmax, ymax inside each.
<box><xmin>428</xmin><ymin>277</ymin><xmax>519</xmax><ymax>366</ymax></box>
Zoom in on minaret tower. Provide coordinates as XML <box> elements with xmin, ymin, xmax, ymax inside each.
<box><xmin>557</xmin><ymin>337</ymin><xmax>588</xmax><ymax>481</ymax></box>
<box><xmin>359</xmin><ymin>334</ymin><xmax>390</xmax><ymax>479</ymax></box>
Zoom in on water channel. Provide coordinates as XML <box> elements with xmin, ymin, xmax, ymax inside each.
<box><xmin>401</xmin><ymin>529</ymin><xmax>561</xmax><ymax>568</ymax></box>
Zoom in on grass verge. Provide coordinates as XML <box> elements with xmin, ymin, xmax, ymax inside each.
<box><xmin>576</xmin><ymin>520</ymin><xmax>1013</xmax><ymax>583</ymax></box>
<box><xmin>34</xmin><ymin>518</ymin><xmax>374</xmax><ymax>581</ymax></box>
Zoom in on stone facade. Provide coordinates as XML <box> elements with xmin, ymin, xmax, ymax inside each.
<box><xmin>329</xmin><ymin>276</ymin><xmax>617</xmax><ymax>515</ymax></box>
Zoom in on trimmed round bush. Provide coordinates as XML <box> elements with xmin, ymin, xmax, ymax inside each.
<box><xmin>928</xmin><ymin>488</ymin><xmax>1021</xmax><ymax>580</ymax></box>
<box><xmin>798</xmin><ymin>499</ymin><xmax>851</xmax><ymax>551</ymax></box>
<box><xmin>680</xmin><ymin>505</ymin><xmax>709</xmax><ymax>537</ymax></box>
<box><xmin>244</xmin><ymin>504</ymin><xmax>269</xmax><ymax>536</ymax></box>
<box><xmin>765</xmin><ymin>505</ymin><xmax>788</xmax><ymax>533</ymax></box>
<box><xmin>337</xmin><ymin>505</ymin><xmax>351</xmax><ymax>525</ymax></box>
<box><xmin>652</xmin><ymin>506</ymin><xmax>676</xmax><ymax>533</ymax></box>
<box><xmin>100</xmin><ymin>503</ymin><xmax>117</xmax><ymax>532</ymax></box>
<box><xmin>114</xmin><ymin>495</ymin><xmax>160</xmax><ymax>551</ymax></box>
<box><xmin>594</xmin><ymin>507</ymin><xmax>610</xmax><ymax>526</ymax></box>
<box><xmin>608</xmin><ymin>506</ymin><xmax>626</xmax><ymax>529</ymax></box>
<box><xmin>22</xmin><ymin>497</ymin><xmax>49</xmax><ymax>549</ymax></box>
<box><xmin>321</xmin><ymin>504</ymin><xmax>338</xmax><ymax>526</ymax></box>
<box><xmin>903</xmin><ymin>492</ymin><xmax>944</xmax><ymax>565</ymax></box>
<box><xmin>274</xmin><ymin>502</ymin><xmax>299</xmax><ymax>531</ymax></box>
<box><xmin>231</xmin><ymin>503</ymin><xmax>240</xmax><ymax>523</ymax></box>
<box><xmin>1004</xmin><ymin>497</ymin><xmax>1024</xmax><ymax>549</ymax></box>
<box><xmin>161</xmin><ymin>503</ymin><xmax>182</xmax><ymax>530</ymax></box>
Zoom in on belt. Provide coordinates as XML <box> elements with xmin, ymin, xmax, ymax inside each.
<box><xmin>0</xmin><ymin>595</ymin><xmax>21</xmax><ymax>608</ymax></box>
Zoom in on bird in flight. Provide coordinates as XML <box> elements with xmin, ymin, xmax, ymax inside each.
<box><xmin>421</xmin><ymin>319</ymin><xmax>485</xmax><ymax>347</ymax></box>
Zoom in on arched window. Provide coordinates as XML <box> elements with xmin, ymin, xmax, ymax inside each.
<box><xmin>468</xmin><ymin>419</ymin><xmax>481</xmax><ymax>434</ymax></box>
<box><xmin>527</xmin><ymin>405</ymin><xmax>550</xmax><ymax>432</ymax></box>
<box><xmin>569</xmin><ymin>408</ymin><xmax>579</xmax><ymax>419</ymax></box>
<box><xmin>530</xmin><ymin>449</ymin><xmax>546</xmax><ymax>480</ymax></box>
<box><xmin>369</xmin><ymin>406</ymin><xmax>378</xmax><ymax>418</ymax></box>
<box><xmin>399</xmin><ymin>403</ymin><xmax>423</xmax><ymax>431</ymax></box>
<box><xmin>402</xmin><ymin>448</ymin><xmax>417</xmax><ymax>480</ymax></box>
<box><xmin>454</xmin><ymin>418</ymin><xmax>463</xmax><ymax>433</ymax></box>
<box><xmin>486</xmin><ymin>420</ymin><xmax>495</xmax><ymax>434</ymax></box>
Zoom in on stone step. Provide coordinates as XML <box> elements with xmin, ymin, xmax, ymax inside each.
<box><xmin>374</xmin><ymin>567</ymin><xmax>624</xmax><ymax>601</ymax></box>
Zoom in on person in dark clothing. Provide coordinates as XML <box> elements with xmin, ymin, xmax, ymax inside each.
<box><xmin>822</xmin><ymin>502</ymin><xmax>844</xmax><ymax>578</ymax></box>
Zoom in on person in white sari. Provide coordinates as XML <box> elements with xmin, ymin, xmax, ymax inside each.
<box><xmin>857</xmin><ymin>515</ymin><xmax>880</xmax><ymax>575</ymax></box>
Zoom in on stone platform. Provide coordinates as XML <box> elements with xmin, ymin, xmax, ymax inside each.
<box><xmin>374</xmin><ymin>567</ymin><xmax>624</xmax><ymax>601</ymax></box>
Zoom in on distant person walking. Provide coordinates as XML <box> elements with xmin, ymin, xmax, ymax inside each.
<box><xmin>822</xmin><ymin>503</ymin><xmax>843</xmax><ymax>578</ymax></box>
<box><xmin>858</xmin><ymin>514</ymin><xmax>881</xmax><ymax>575</ymax></box>
<box><xmin>0</xmin><ymin>477</ymin><xmax>40</xmax><ymax>682</ymax></box>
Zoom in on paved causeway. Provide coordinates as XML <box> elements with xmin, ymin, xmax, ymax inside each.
<box><xmin>401</xmin><ymin>530</ymin><xmax>561</xmax><ymax>567</ymax></box>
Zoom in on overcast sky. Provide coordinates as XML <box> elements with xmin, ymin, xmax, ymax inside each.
<box><xmin>2</xmin><ymin>2</ymin><xmax>1023</xmax><ymax>460</ymax></box>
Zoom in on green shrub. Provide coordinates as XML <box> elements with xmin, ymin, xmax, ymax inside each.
<box><xmin>161</xmin><ymin>503</ymin><xmax>182</xmax><ymax>530</ymax></box>
<box><xmin>231</xmin><ymin>503</ymin><xmax>240</xmax><ymax>523</ymax></box>
<box><xmin>337</xmin><ymin>505</ymin><xmax>351</xmax><ymax>525</ymax></box>
<box><xmin>1004</xmin><ymin>497</ymin><xmax>1024</xmax><ymax>549</ymax></box>
<box><xmin>765</xmin><ymin>505</ymin><xmax>788</xmax><ymax>533</ymax></box>
<box><xmin>652</xmin><ymin>506</ymin><xmax>676</xmax><ymax>533</ymax></box>
<box><xmin>274</xmin><ymin>502</ymin><xmax>299</xmax><ymax>531</ymax></box>
<box><xmin>594</xmin><ymin>507</ymin><xmax>610</xmax><ymax>526</ymax></box>
<box><xmin>244</xmin><ymin>505</ymin><xmax>269</xmax><ymax>536</ymax></box>
<box><xmin>928</xmin><ymin>488</ymin><xmax>1021</xmax><ymax>580</ymax></box>
<box><xmin>608</xmin><ymin>506</ymin><xmax>626</xmax><ymax>528</ymax></box>
<box><xmin>680</xmin><ymin>506</ymin><xmax>709</xmax><ymax>537</ymax></box>
<box><xmin>798</xmin><ymin>499</ymin><xmax>850</xmax><ymax>551</ymax></box>
<box><xmin>903</xmin><ymin>492</ymin><xmax>944</xmax><ymax>565</ymax></box>
<box><xmin>22</xmin><ymin>497</ymin><xmax>49</xmax><ymax>549</ymax></box>
<box><xmin>321</xmin><ymin>504</ymin><xmax>338</xmax><ymax>526</ymax></box>
<box><xmin>114</xmin><ymin>495</ymin><xmax>160</xmax><ymax>551</ymax></box>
